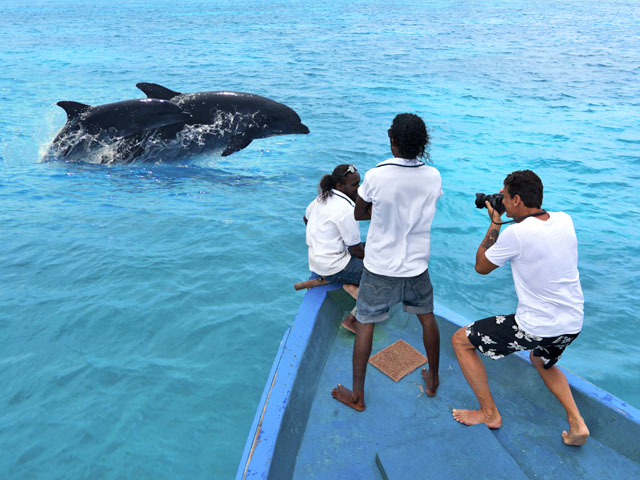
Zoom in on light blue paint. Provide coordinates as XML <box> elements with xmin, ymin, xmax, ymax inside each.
<box><xmin>1</xmin><ymin>0</ymin><xmax>639</xmax><ymax>477</ymax></box>
<box><xmin>239</xmin><ymin>285</ymin><xmax>640</xmax><ymax>479</ymax></box>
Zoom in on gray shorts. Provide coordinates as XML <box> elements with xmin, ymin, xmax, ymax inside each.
<box><xmin>321</xmin><ymin>256</ymin><xmax>364</xmax><ymax>285</ymax></box>
<box><xmin>356</xmin><ymin>267</ymin><xmax>434</xmax><ymax>324</ymax></box>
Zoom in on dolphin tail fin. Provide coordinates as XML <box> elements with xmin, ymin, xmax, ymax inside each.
<box><xmin>57</xmin><ymin>101</ymin><xmax>91</xmax><ymax>121</ymax></box>
<box><xmin>136</xmin><ymin>82</ymin><xmax>182</xmax><ymax>100</ymax></box>
<box><xmin>222</xmin><ymin>133</ymin><xmax>254</xmax><ymax>156</ymax></box>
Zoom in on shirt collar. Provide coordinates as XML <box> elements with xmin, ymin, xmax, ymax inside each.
<box><xmin>376</xmin><ymin>157</ymin><xmax>424</xmax><ymax>167</ymax></box>
<box><xmin>331</xmin><ymin>189</ymin><xmax>355</xmax><ymax>207</ymax></box>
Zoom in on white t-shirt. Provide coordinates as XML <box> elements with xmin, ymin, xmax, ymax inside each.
<box><xmin>305</xmin><ymin>189</ymin><xmax>361</xmax><ymax>276</ymax></box>
<box><xmin>485</xmin><ymin>212</ymin><xmax>584</xmax><ymax>337</ymax></box>
<box><xmin>358</xmin><ymin>158</ymin><xmax>442</xmax><ymax>277</ymax></box>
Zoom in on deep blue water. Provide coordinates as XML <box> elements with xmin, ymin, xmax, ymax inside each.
<box><xmin>1</xmin><ymin>0</ymin><xmax>639</xmax><ymax>478</ymax></box>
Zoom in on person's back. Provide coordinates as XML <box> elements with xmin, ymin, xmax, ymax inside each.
<box><xmin>488</xmin><ymin>211</ymin><xmax>584</xmax><ymax>336</ymax></box>
<box><xmin>362</xmin><ymin>159</ymin><xmax>441</xmax><ymax>276</ymax></box>
<box><xmin>304</xmin><ymin>164</ymin><xmax>363</xmax><ymax>280</ymax></box>
<box><xmin>306</xmin><ymin>190</ymin><xmax>358</xmax><ymax>276</ymax></box>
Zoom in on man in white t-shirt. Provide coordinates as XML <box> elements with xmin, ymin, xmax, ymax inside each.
<box><xmin>332</xmin><ymin>113</ymin><xmax>442</xmax><ymax>411</ymax></box>
<box><xmin>451</xmin><ymin>169</ymin><xmax>590</xmax><ymax>446</ymax></box>
<box><xmin>304</xmin><ymin>164</ymin><xmax>365</xmax><ymax>330</ymax></box>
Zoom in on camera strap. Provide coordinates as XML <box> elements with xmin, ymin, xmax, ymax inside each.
<box><xmin>491</xmin><ymin>210</ymin><xmax>547</xmax><ymax>225</ymax></box>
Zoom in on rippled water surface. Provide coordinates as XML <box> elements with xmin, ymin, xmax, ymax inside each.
<box><xmin>1</xmin><ymin>0</ymin><xmax>639</xmax><ymax>478</ymax></box>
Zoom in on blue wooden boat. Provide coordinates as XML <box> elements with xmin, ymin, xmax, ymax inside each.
<box><xmin>237</xmin><ymin>283</ymin><xmax>640</xmax><ymax>479</ymax></box>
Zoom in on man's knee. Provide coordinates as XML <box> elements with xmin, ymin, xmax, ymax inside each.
<box><xmin>529</xmin><ymin>351</ymin><xmax>545</xmax><ymax>371</ymax></box>
<box><xmin>417</xmin><ymin>311</ymin><xmax>436</xmax><ymax>326</ymax></box>
<box><xmin>355</xmin><ymin>321</ymin><xmax>375</xmax><ymax>337</ymax></box>
<box><xmin>451</xmin><ymin>327</ymin><xmax>472</xmax><ymax>352</ymax></box>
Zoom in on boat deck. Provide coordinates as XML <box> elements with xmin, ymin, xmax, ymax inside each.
<box><xmin>292</xmin><ymin>292</ymin><xmax>640</xmax><ymax>480</ymax></box>
<box><xmin>238</xmin><ymin>286</ymin><xmax>640</xmax><ymax>479</ymax></box>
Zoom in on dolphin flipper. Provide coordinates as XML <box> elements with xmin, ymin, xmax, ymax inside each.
<box><xmin>57</xmin><ymin>101</ymin><xmax>91</xmax><ymax>121</ymax></box>
<box><xmin>136</xmin><ymin>82</ymin><xmax>182</xmax><ymax>101</ymax></box>
<box><xmin>222</xmin><ymin>133</ymin><xmax>254</xmax><ymax>156</ymax></box>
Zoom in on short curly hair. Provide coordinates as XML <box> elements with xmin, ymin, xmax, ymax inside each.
<box><xmin>503</xmin><ymin>170</ymin><xmax>543</xmax><ymax>208</ymax></box>
<box><xmin>388</xmin><ymin>113</ymin><xmax>430</xmax><ymax>160</ymax></box>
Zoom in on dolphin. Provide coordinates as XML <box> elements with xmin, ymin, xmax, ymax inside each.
<box><xmin>135</xmin><ymin>82</ymin><xmax>310</xmax><ymax>156</ymax></box>
<box><xmin>45</xmin><ymin>98</ymin><xmax>189</xmax><ymax>163</ymax></box>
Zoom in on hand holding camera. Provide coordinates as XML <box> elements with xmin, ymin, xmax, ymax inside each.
<box><xmin>475</xmin><ymin>192</ymin><xmax>505</xmax><ymax>224</ymax></box>
<box><xmin>475</xmin><ymin>192</ymin><xmax>505</xmax><ymax>214</ymax></box>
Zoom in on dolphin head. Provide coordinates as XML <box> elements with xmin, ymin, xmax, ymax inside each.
<box><xmin>253</xmin><ymin>97</ymin><xmax>310</xmax><ymax>138</ymax></box>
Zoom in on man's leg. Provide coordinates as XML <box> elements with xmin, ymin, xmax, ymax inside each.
<box><xmin>334</xmin><ymin>258</ymin><xmax>363</xmax><ymax>332</ymax></box>
<box><xmin>417</xmin><ymin>312</ymin><xmax>440</xmax><ymax>396</ymax></box>
<box><xmin>529</xmin><ymin>352</ymin><xmax>589</xmax><ymax>445</ymax></box>
<box><xmin>343</xmin><ymin>283</ymin><xmax>358</xmax><ymax>298</ymax></box>
<box><xmin>341</xmin><ymin>285</ymin><xmax>359</xmax><ymax>332</ymax></box>
<box><xmin>332</xmin><ymin>321</ymin><xmax>374</xmax><ymax>411</ymax></box>
<box><xmin>451</xmin><ymin>327</ymin><xmax>502</xmax><ymax>428</ymax></box>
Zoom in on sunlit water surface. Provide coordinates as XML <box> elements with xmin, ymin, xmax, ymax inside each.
<box><xmin>1</xmin><ymin>0</ymin><xmax>639</xmax><ymax>478</ymax></box>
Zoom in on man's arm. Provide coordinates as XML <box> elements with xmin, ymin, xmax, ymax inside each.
<box><xmin>475</xmin><ymin>203</ymin><xmax>501</xmax><ymax>275</ymax></box>
<box><xmin>354</xmin><ymin>195</ymin><xmax>372</xmax><ymax>221</ymax></box>
<box><xmin>348</xmin><ymin>243</ymin><xmax>365</xmax><ymax>259</ymax></box>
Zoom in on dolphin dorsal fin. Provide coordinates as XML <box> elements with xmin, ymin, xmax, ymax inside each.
<box><xmin>57</xmin><ymin>101</ymin><xmax>91</xmax><ymax>121</ymax></box>
<box><xmin>136</xmin><ymin>82</ymin><xmax>182</xmax><ymax>100</ymax></box>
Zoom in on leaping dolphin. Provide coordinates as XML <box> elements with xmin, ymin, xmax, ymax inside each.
<box><xmin>135</xmin><ymin>82</ymin><xmax>310</xmax><ymax>156</ymax></box>
<box><xmin>44</xmin><ymin>98</ymin><xmax>190</xmax><ymax>163</ymax></box>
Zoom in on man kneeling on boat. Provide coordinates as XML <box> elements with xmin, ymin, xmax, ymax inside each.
<box><xmin>304</xmin><ymin>164</ymin><xmax>365</xmax><ymax>331</ymax></box>
<box><xmin>451</xmin><ymin>169</ymin><xmax>590</xmax><ymax>446</ymax></box>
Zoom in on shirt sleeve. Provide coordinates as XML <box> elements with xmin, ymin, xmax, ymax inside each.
<box><xmin>435</xmin><ymin>169</ymin><xmax>444</xmax><ymax>199</ymax></box>
<box><xmin>358</xmin><ymin>171</ymin><xmax>373</xmax><ymax>203</ymax></box>
<box><xmin>336</xmin><ymin>209</ymin><xmax>361</xmax><ymax>247</ymax></box>
<box><xmin>485</xmin><ymin>225</ymin><xmax>521</xmax><ymax>267</ymax></box>
<box><xmin>305</xmin><ymin>199</ymin><xmax>316</xmax><ymax>220</ymax></box>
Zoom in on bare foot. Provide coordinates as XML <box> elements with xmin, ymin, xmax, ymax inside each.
<box><xmin>332</xmin><ymin>384</ymin><xmax>365</xmax><ymax>411</ymax></box>
<box><xmin>341</xmin><ymin>313</ymin><xmax>357</xmax><ymax>333</ymax></box>
<box><xmin>452</xmin><ymin>408</ymin><xmax>502</xmax><ymax>429</ymax></box>
<box><xmin>562</xmin><ymin>418</ymin><xmax>589</xmax><ymax>446</ymax></box>
<box><xmin>421</xmin><ymin>367</ymin><xmax>439</xmax><ymax>397</ymax></box>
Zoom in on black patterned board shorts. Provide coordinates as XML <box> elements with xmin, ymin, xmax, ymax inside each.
<box><xmin>465</xmin><ymin>314</ymin><xmax>580</xmax><ymax>369</ymax></box>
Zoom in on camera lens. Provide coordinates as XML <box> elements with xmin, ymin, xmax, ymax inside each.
<box><xmin>475</xmin><ymin>192</ymin><xmax>505</xmax><ymax>214</ymax></box>
<box><xmin>475</xmin><ymin>193</ymin><xmax>488</xmax><ymax>209</ymax></box>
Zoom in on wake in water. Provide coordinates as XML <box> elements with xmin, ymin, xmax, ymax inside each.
<box><xmin>42</xmin><ymin>120</ymin><xmax>246</xmax><ymax>165</ymax></box>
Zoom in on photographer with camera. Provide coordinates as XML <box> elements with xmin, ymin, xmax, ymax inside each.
<box><xmin>451</xmin><ymin>169</ymin><xmax>589</xmax><ymax>446</ymax></box>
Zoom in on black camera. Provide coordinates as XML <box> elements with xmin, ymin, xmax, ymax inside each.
<box><xmin>475</xmin><ymin>193</ymin><xmax>505</xmax><ymax>214</ymax></box>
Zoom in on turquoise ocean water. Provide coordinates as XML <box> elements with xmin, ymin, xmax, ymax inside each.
<box><xmin>1</xmin><ymin>0</ymin><xmax>639</xmax><ymax>477</ymax></box>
